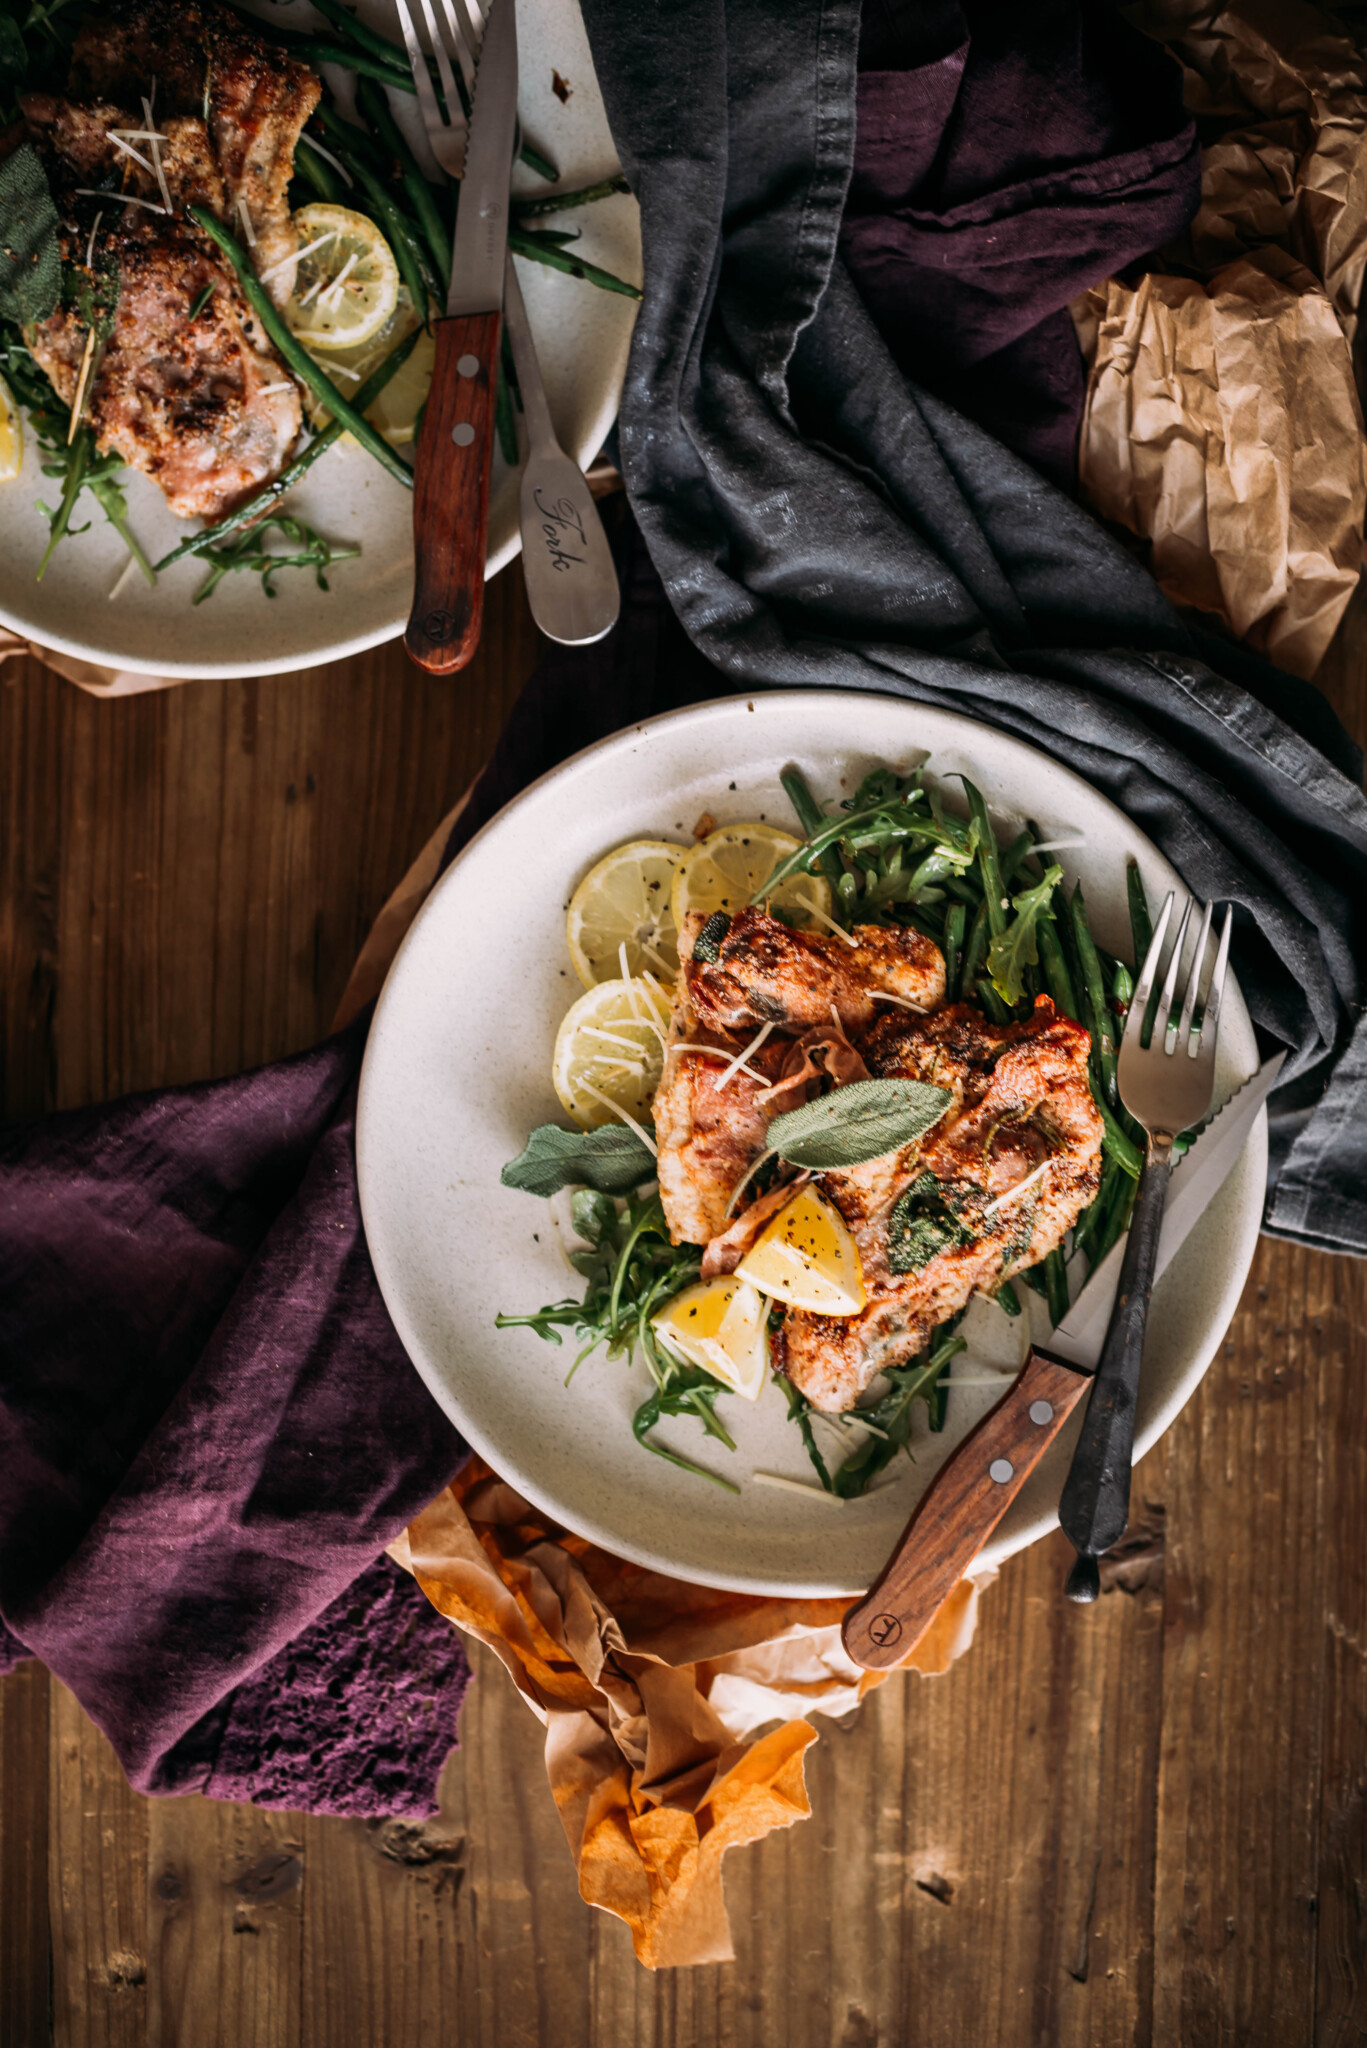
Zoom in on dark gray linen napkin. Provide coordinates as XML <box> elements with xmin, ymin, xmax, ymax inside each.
<box><xmin>580</xmin><ymin>0</ymin><xmax>1367</xmax><ymax>1256</ymax></box>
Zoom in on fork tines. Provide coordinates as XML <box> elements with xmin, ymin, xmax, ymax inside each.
<box><xmin>1127</xmin><ymin>891</ymin><xmax>1233</xmax><ymax>1061</ymax></box>
<box><xmin>393</xmin><ymin>0</ymin><xmax>482</xmax><ymax>177</ymax></box>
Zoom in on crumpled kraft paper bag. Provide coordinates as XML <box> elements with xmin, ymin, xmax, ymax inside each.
<box><xmin>0</xmin><ymin>627</ymin><xmax>183</xmax><ymax>696</ymax></box>
<box><xmin>1134</xmin><ymin>0</ymin><xmax>1367</xmax><ymax>357</ymax></box>
<box><xmin>394</xmin><ymin>1463</ymin><xmax>992</xmax><ymax>1968</ymax></box>
<box><xmin>1078</xmin><ymin>252</ymin><xmax>1367</xmax><ymax>676</ymax></box>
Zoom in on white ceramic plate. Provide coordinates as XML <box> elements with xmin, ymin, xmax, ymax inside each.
<box><xmin>358</xmin><ymin>693</ymin><xmax>1265</xmax><ymax>1596</ymax></box>
<box><xmin>0</xmin><ymin>0</ymin><xmax>638</xmax><ymax>678</ymax></box>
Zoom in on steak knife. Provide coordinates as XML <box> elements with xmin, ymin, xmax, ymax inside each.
<box><xmin>405</xmin><ymin>0</ymin><xmax>519</xmax><ymax>675</ymax></box>
<box><xmin>842</xmin><ymin>1053</ymin><xmax>1285</xmax><ymax>1671</ymax></box>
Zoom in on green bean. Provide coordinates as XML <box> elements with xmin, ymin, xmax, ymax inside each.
<box><xmin>1037</xmin><ymin>915</ymin><xmax>1079</xmax><ymax>1021</ymax></box>
<box><xmin>1091</xmin><ymin>1075</ymin><xmax>1143</xmax><ymax>1179</ymax></box>
<box><xmin>960</xmin><ymin>778</ymin><xmax>1008</xmax><ymax>941</ymax></box>
<box><xmin>333</xmin><ymin>150</ymin><xmax>436</xmax><ymax>318</ymax></box>
<box><xmin>308</xmin><ymin>0</ymin><xmax>417</xmax><ymax>72</ymax></box>
<box><xmin>1127</xmin><ymin>859</ymin><xmax>1153</xmax><ymax>971</ymax></box>
<box><xmin>293</xmin><ymin>38</ymin><xmax>412</xmax><ymax>88</ymax></box>
<box><xmin>357</xmin><ymin>77</ymin><xmax>452</xmax><ymax>296</ymax></box>
<box><xmin>976</xmin><ymin>978</ymin><xmax>1009</xmax><ymax>1025</ymax></box>
<box><xmin>509</xmin><ymin>227</ymin><xmax>641</xmax><ymax>299</ymax></box>
<box><xmin>1068</xmin><ymin>881</ymin><xmax>1118</xmax><ymax>1103</ymax></box>
<box><xmin>495</xmin><ymin>355</ymin><xmax>518</xmax><ymax>465</ymax></box>
<box><xmin>313</xmin><ymin>101</ymin><xmax>388</xmax><ymax>171</ymax></box>
<box><xmin>189</xmin><ymin>208</ymin><xmax>412</xmax><ymax>486</ymax></box>
<box><xmin>781</xmin><ymin>766</ymin><xmax>845</xmax><ymax>897</ymax></box>
<box><xmin>960</xmin><ymin>899</ymin><xmax>989</xmax><ymax>992</ymax></box>
<box><xmin>296</xmin><ymin>135</ymin><xmax>344</xmax><ymax>204</ymax></box>
<box><xmin>1043</xmin><ymin>1246</ymin><xmax>1069</xmax><ymax>1327</ymax></box>
<box><xmin>943</xmin><ymin>901</ymin><xmax>966</xmax><ymax>1002</ymax></box>
<box><xmin>1001</xmin><ymin>829</ymin><xmax>1035</xmax><ymax>887</ymax></box>
<box><xmin>514</xmin><ymin>176</ymin><xmax>631</xmax><ymax>218</ymax></box>
<box><xmin>519</xmin><ymin>140</ymin><xmax>559</xmax><ymax>183</ymax></box>
<box><xmin>996</xmin><ymin>1281</ymin><xmax>1022</xmax><ymax>1317</ymax></box>
<box><xmin>1091</xmin><ymin>1170</ymin><xmax>1137</xmax><ymax>1267</ymax></box>
<box><xmin>155</xmin><ymin>329</ymin><xmax>422</xmax><ymax>571</ymax></box>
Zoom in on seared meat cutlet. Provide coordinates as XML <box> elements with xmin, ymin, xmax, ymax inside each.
<box><xmin>70</xmin><ymin>0</ymin><xmax>319</xmax><ymax>304</ymax></box>
<box><xmin>685</xmin><ymin>906</ymin><xmax>945</xmax><ymax>1037</ymax></box>
<box><xmin>21</xmin><ymin>81</ymin><xmax>302</xmax><ymax>521</ymax></box>
<box><xmin>776</xmin><ymin>998</ymin><xmax>1102</xmax><ymax>1412</ymax></box>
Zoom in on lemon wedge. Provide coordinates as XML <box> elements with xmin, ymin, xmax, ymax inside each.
<box><xmin>652</xmin><ymin>1276</ymin><xmax>769</xmax><ymax>1400</ymax></box>
<box><xmin>670</xmin><ymin>821</ymin><xmax>833</xmax><ymax>935</ymax></box>
<box><xmin>300</xmin><ymin>289</ymin><xmax>434</xmax><ymax>446</ymax></box>
<box><xmin>552</xmin><ymin>975</ymin><xmax>670</xmax><ymax>1130</ymax></box>
<box><xmin>566</xmin><ymin>839</ymin><xmax>686</xmax><ymax>989</ymax></box>
<box><xmin>284</xmin><ymin>202</ymin><xmax>401</xmax><ymax>353</ymax></box>
<box><xmin>736</xmin><ymin>1187</ymin><xmax>866</xmax><ymax>1316</ymax></box>
<box><xmin>0</xmin><ymin>374</ymin><xmax>23</xmax><ymax>483</ymax></box>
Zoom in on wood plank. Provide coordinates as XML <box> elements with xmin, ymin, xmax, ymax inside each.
<box><xmin>0</xmin><ymin>1660</ymin><xmax>52</xmax><ymax>2047</ymax></box>
<box><xmin>1314</xmin><ymin>1252</ymin><xmax>1367</xmax><ymax>2045</ymax></box>
<box><xmin>48</xmin><ymin>1679</ymin><xmax>149</xmax><ymax>2048</ymax></box>
<box><xmin>144</xmin><ymin>1794</ymin><xmax>304</xmax><ymax>2048</ymax></box>
<box><xmin>1152</xmin><ymin>1240</ymin><xmax>1330</xmax><ymax>2046</ymax></box>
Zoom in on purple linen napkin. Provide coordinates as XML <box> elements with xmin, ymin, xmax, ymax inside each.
<box><xmin>844</xmin><ymin>0</ymin><xmax>1200</xmax><ymax>486</ymax></box>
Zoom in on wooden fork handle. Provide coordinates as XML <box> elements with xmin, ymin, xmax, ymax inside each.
<box><xmin>405</xmin><ymin>311</ymin><xmax>500</xmax><ymax>675</ymax></box>
<box><xmin>841</xmin><ymin>1349</ymin><xmax>1092</xmax><ymax>1671</ymax></box>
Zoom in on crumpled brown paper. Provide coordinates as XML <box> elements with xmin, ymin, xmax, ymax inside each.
<box><xmin>1078</xmin><ymin>0</ymin><xmax>1367</xmax><ymax>677</ymax></box>
<box><xmin>1078</xmin><ymin>252</ymin><xmax>1367</xmax><ymax>675</ymax></box>
<box><xmin>394</xmin><ymin>1462</ymin><xmax>990</xmax><ymax>1968</ymax></box>
<box><xmin>0</xmin><ymin>626</ymin><xmax>184</xmax><ymax>695</ymax></box>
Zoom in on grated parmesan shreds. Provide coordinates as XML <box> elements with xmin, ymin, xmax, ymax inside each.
<box><xmin>299</xmin><ymin>134</ymin><xmax>353</xmax><ymax>187</ymax></box>
<box><xmin>750</xmin><ymin>1472</ymin><xmax>846</xmax><ymax>1504</ymax></box>
<box><xmin>320</xmin><ymin>249</ymin><xmax>359</xmax><ymax>312</ymax></box>
<box><xmin>108</xmin><ymin>551</ymin><xmax>143</xmax><ymax>601</ymax></box>
<box><xmin>1029</xmin><ymin>836</ymin><xmax>1087</xmax><ymax>854</ymax></box>
<box><xmin>577</xmin><ymin>1081</ymin><xmax>658</xmax><ymax>1156</ymax></box>
<box><xmin>142</xmin><ymin>96</ymin><xmax>173</xmax><ymax>216</ymax></box>
<box><xmin>258</xmin><ymin>230</ymin><xmax>335</xmax><ymax>289</ymax></box>
<box><xmin>237</xmin><ymin>197</ymin><xmax>256</xmax><ymax>247</ymax></box>
<box><xmin>85</xmin><ymin>210</ymin><xmax>104</xmax><ymax>269</ymax></box>
<box><xmin>710</xmin><ymin>1017</ymin><xmax>776</xmax><ymax>1094</ymax></box>
<box><xmin>870</xmin><ymin>990</ymin><xmax>928</xmax><ymax>1014</ymax></box>
<box><xmin>75</xmin><ymin>188</ymin><xmax>166</xmax><ymax>215</ymax></box>
<box><xmin>980</xmin><ymin>1157</ymin><xmax>1051</xmax><ymax>1218</ymax></box>
<box><xmin>798</xmin><ymin>896</ymin><xmax>859</xmax><ymax>947</ymax></box>
<box><xmin>256</xmin><ymin>381</ymin><xmax>294</xmax><ymax>397</ymax></box>
<box><xmin>107</xmin><ymin>132</ymin><xmax>156</xmax><ymax>176</ymax></box>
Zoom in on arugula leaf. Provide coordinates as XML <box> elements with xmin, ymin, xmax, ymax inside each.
<box><xmin>501</xmin><ymin>1120</ymin><xmax>657</xmax><ymax>1197</ymax></box>
<box><xmin>829</xmin><ymin>1318</ymin><xmax>969</xmax><ymax>1497</ymax></box>
<box><xmin>886</xmin><ymin>1173</ymin><xmax>972</xmax><ymax>1275</ymax></box>
<box><xmin>987</xmin><ymin>863</ymin><xmax>1063</xmax><ymax>1006</ymax></box>
<box><xmin>0</xmin><ymin>146</ymin><xmax>61</xmax><ymax>327</ymax></box>
<box><xmin>633</xmin><ymin>1368</ymin><xmax>741</xmax><ymax>1492</ymax></box>
<box><xmin>767</xmin><ymin>1078</ymin><xmax>951</xmax><ymax>1171</ymax></box>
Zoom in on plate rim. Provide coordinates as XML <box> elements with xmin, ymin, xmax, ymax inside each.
<box><xmin>358</xmin><ymin>688</ymin><xmax>1266</xmax><ymax>1592</ymax></box>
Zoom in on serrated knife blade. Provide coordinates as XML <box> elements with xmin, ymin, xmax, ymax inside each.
<box><xmin>447</xmin><ymin>0</ymin><xmax>518</xmax><ymax>317</ymax></box>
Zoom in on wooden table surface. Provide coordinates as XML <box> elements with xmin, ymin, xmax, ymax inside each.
<box><xmin>1</xmin><ymin>566</ymin><xmax>1364</xmax><ymax>2048</ymax></box>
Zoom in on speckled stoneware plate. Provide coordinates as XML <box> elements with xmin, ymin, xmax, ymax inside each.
<box><xmin>358</xmin><ymin>693</ymin><xmax>1265</xmax><ymax>1597</ymax></box>
<box><xmin>0</xmin><ymin>0</ymin><xmax>638</xmax><ymax>678</ymax></box>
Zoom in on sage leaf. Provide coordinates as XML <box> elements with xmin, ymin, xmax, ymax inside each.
<box><xmin>0</xmin><ymin>145</ymin><xmax>61</xmax><ymax>327</ymax></box>
<box><xmin>987</xmin><ymin>863</ymin><xmax>1063</xmax><ymax>1007</ymax></box>
<box><xmin>768</xmin><ymin>1078</ymin><xmax>951</xmax><ymax>1171</ymax></box>
<box><xmin>501</xmin><ymin>1120</ymin><xmax>656</xmax><ymax>1198</ymax></box>
<box><xmin>887</xmin><ymin>1173</ymin><xmax>972</xmax><ymax>1275</ymax></box>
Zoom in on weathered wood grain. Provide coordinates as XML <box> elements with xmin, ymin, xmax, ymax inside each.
<box><xmin>0</xmin><ymin>570</ymin><xmax>1364</xmax><ymax>2046</ymax></box>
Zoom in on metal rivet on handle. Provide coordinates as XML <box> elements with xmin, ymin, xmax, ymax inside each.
<box><xmin>1029</xmin><ymin>1400</ymin><xmax>1055</xmax><ymax>1426</ymax></box>
<box><xmin>456</xmin><ymin>353</ymin><xmax>480</xmax><ymax>377</ymax></box>
<box><xmin>451</xmin><ymin>422</ymin><xmax>476</xmax><ymax>447</ymax></box>
<box><xmin>989</xmin><ymin>1458</ymin><xmax>1014</xmax><ymax>1485</ymax></box>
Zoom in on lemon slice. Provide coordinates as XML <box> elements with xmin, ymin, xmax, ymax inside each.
<box><xmin>0</xmin><ymin>374</ymin><xmax>22</xmax><ymax>483</ymax></box>
<box><xmin>566</xmin><ymin>840</ymin><xmax>686</xmax><ymax>989</ymax></box>
<box><xmin>552</xmin><ymin>975</ymin><xmax>670</xmax><ymax>1129</ymax></box>
<box><xmin>284</xmin><ymin>203</ymin><xmax>401</xmax><ymax>353</ymax></box>
<box><xmin>300</xmin><ymin>290</ymin><xmax>434</xmax><ymax>446</ymax></box>
<box><xmin>736</xmin><ymin>1187</ymin><xmax>866</xmax><ymax>1316</ymax></box>
<box><xmin>671</xmin><ymin>822</ymin><xmax>833</xmax><ymax>935</ymax></box>
<box><xmin>652</xmin><ymin>1277</ymin><xmax>769</xmax><ymax>1400</ymax></box>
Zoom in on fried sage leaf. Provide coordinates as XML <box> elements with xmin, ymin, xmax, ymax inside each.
<box><xmin>501</xmin><ymin>1120</ymin><xmax>656</xmax><ymax>1198</ymax></box>
<box><xmin>768</xmin><ymin>1079</ymin><xmax>951</xmax><ymax>1172</ymax></box>
<box><xmin>0</xmin><ymin>145</ymin><xmax>60</xmax><ymax>326</ymax></box>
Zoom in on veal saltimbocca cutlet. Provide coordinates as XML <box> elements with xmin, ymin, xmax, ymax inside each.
<box><xmin>18</xmin><ymin>0</ymin><xmax>317</xmax><ymax>520</ymax></box>
<box><xmin>655</xmin><ymin>907</ymin><xmax>1103</xmax><ymax>1414</ymax></box>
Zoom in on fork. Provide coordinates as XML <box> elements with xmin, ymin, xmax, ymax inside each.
<box><xmin>393</xmin><ymin>0</ymin><xmax>482</xmax><ymax>177</ymax></box>
<box><xmin>1059</xmin><ymin>891</ymin><xmax>1233</xmax><ymax>1602</ymax></box>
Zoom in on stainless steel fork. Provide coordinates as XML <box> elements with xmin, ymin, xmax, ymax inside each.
<box><xmin>392</xmin><ymin>0</ymin><xmax>483</xmax><ymax>177</ymax></box>
<box><xmin>1059</xmin><ymin>891</ymin><xmax>1233</xmax><ymax>1601</ymax></box>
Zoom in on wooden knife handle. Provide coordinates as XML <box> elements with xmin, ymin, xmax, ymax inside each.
<box><xmin>841</xmin><ymin>1349</ymin><xmax>1092</xmax><ymax>1671</ymax></box>
<box><xmin>405</xmin><ymin>311</ymin><xmax>500</xmax><ymax>675</ymax></box>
